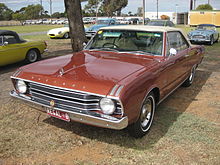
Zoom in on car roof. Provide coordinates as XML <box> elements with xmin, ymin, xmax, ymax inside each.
<box><xmin>0</xmin><ymin>30</ymin><xmax>18</xmax><ymax>36</ymax></box>
<box><xmin>100</xmin><ymin>25</ymin><xmax>180</xmax><ymax>32</ymax></box>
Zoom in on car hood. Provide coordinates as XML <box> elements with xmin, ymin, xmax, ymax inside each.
<box><xmin>47</xmin><ymin>27</ymin><xmax>69</xmax><ymax>34</ymax></box>
<box><xmin>190</xmin><ymin>29</ymin><xmax>213</xmax><ymax>36</ymax></box>
<box><xmin>16</xmin><ymin>50</ymin><xmax>157</xmax><ymax>96</ymax></box>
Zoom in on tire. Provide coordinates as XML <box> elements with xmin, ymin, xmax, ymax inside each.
<box><xmin>128</xmin><ymin>92</ymin><xmax>156</xmax><ymax>138</ymax></box>
<box><xmin>216</xmin><ymin>35</ymin><xmax>219</xmax><ymax>43</ymax></box>
<box><xmin>182</xmin><ymin>65</ymin><xmax>196</xmax><ymax>87</ymax></box>
<box><xmin>209</xmin><ymin>36</ymin><xmax>214</xmax><ymax>45</ymax></box>
<box><xmin>26</xmin><ymin>49</ymin><xmax>41</xmax><ymax>63</ymax></box>
<box><xmin>63</xmin><ymin>32</ymin><xmax>69</xmax><ymax>39</ymax></box>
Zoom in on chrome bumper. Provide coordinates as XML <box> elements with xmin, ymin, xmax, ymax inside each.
<box><xmin>10</xmin><ymin>90</ymin><xmax>128</xmax><ymax>130</ymax></box>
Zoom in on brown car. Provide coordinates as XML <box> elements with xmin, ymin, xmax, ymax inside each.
<box><xmin>10</xmin><ymin>26</ymin><xmax>204</xmax><ymax>138</ymax></box>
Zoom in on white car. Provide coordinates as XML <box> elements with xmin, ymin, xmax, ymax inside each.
<box><xmin>47</xmin><ymin>26</ymin><xmax>70</xmax><ymax>39</ymax></box>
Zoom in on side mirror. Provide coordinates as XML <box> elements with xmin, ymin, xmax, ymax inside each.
<box><xmin>3</xmin><ymin>41</ymin><xmax>8</xmax><ymax>46</ymax></box>
<box><xmin>169</xmin><ymin>48</ymin><xmax>177</xmax><ymax>56</ymax></box>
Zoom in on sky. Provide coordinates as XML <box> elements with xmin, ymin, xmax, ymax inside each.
<box><xmin>1</xmin><ymin>0</ymin><xmax>220</xmax><ymax>14</ymax></box>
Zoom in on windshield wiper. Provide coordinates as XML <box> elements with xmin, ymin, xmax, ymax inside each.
<box><xmin>130</xmin><ymin>50</ymin><xmax>154</xmax><ymax>55</ymax></box>
<box><xmin>89</xmin><ymin>47</ymin><xmax>119</xmax><ymax>52</ymax></box>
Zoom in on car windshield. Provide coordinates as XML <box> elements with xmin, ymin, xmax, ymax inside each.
<box><xmin>97</xmin><ymin>20</ymin><xmax>110</xmax><ymax>25</ymax></box>
<box><xmin>86</xmin><ymin>30</ymin><xmax>164</xmax><ymax>56</ymax></box>
<box><xmin>148</xmin><ymin>21</ymin><xmax>165</xmax><ymax>26</ymax></box>
<box><xmin>197</xmin><ymin>25</ymin><xmax>215</xmax><ymax>30</ymax></box>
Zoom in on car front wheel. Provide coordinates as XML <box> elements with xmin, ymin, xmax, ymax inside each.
<box><xmin>63</xmin><ymin>32</ymin><xmax>69</xmax><ymax>39</ymax></box>
<box><xmin>26</xmin><ymin>49</ymin><xmax>40</xmax><ymax>63</ymax></box>
<box><xmin>209</xmin><ymin>36</ymin><xmax>214</xmax><ymax>45</ymax></box>
<box><xmin>128</xmin><ymin>92</ymin><xmax>156</xmax><ymax>138</ymax></box>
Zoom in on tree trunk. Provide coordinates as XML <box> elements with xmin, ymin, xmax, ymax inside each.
<box><xmin>64</xmin><ymin>0</ymin><xmax>86</xmax><ymax>52</ymax></box>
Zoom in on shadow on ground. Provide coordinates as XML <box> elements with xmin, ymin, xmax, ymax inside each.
<box><xmin>43</xmin><ymin>69</ymin><xmax>212</xmax><ymax>150</ymax></box>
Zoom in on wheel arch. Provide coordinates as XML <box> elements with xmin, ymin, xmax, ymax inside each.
<box><xmin>26</xmin><ymin>48</ymin><xmax>41</xmax><ymax>61</ymax></box>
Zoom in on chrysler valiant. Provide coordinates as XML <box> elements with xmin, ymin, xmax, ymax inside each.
<box><xmin>10</xmin><ymin>26</ymin><xmax>204</xmax><ymax>137</ymax></box>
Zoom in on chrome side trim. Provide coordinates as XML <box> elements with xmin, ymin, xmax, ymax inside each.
<box><xmin>157</xmin><ymin>75</ymin><xmax>190</xmax><ymax>105</ymax></box>
<box><xmin>115</xmin><ymin>85</ymin><xmax>124</xmax><ymax>97</ymax></box>
<box><xmin>10</xmin><ymin>90</ymin><xmax>128</xmax><ymax>130</ymax></box>
<box><xmin>109</xmin><ymin>84</ymin><xmax>120</xmax><ymax>96</ymax></box>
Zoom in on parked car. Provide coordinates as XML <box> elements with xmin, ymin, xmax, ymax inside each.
<box><xmin>188</xmin><ymin>24</ymin><xmax>219</xmax><ymax>45</ymax></box>
<box><xmin>57</xmin><ymin>20</ymin><xmax>65</xmax><ymax>25</ymax></box>
<box><xmin>147</xmin><ymin>19</ymin><xmax>175</xmax><ymax>27</ymax></box>
<box><xmin>0</xmin><ymin>30</ymin><xmax>47</xmax><ymax>66</ymax></box>
<box><xmin>47</xmin><ymin>25</ymin><xmax>70</xmax><ymax>39</ymax></box>
<box><xmin>10</xmin><ymin>26</ymin><xmax>204</xmax><ymax>138</ymax></box>
<box><xmin>85</xmin><ymin>18</ymin><xmax>117</xmax><ymax>39</ymax></box>
<box><xmin>47</xmin><ymin>24</ymin><xmax>88</xmax><ymax>39</ymax></box>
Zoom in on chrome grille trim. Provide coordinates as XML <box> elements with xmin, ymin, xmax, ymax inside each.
<box><xmin>11</xmin><ymin>77</ymin><xmax>124</xmax><ymax>116</ymax></box>
<box><xmin>31</xmin><ymin>91</ymin><xmax>99</xmax><ymax>106</ymax></box>
<box><xmin>30</xmin><ymin>86</ymin><xmax>100</xmax><ymax>102</ymax></box>
<box><xmin>31</xmin><ymin>83</ymin><xmax>88</xmax><ymax>96</ymax></box>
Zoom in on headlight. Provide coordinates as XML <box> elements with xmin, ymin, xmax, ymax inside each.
<box><xmin>16</xmin><ymin>80</ymin><xmax>27</xmax><ymax>94</ymax></box>
<box><xmin>99</xmin><ymin>98</ymin><xmax>116</xmax><ymax>115</ymax></box>
<box><xmin>58</xmin><ymin>31</ymin><xmax>62</xmax><ymax>34</ymax></box>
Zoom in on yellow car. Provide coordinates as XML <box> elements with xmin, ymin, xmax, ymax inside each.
<box><xmin>47</xmin><ymin>26</ymin><xmax>70</xmax><ymax>39</ymax></box>
<box><xmin>0</xmin><ymin>30</ymin><xmax>47</xmax><ymax>66</ymax></box>
<box><xmin>47</xmin><ymin>24</ymin><xmax>90</xmax><ymax>39</ymax></box>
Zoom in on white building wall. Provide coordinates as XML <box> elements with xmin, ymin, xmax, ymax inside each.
<box><xmin>145</xmin><ymin>12</ymin><xmax>177</xmax><ymax>23</ymax></box>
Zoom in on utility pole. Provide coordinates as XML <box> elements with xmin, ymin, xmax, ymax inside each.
<box><xmin>156</xmin><ymin>0</ymin><xmax>159</xmax><ymax>19</ymax></box>
<box><xmin>194</xmin><ymin>0</ymin><xmax>196</xmax><ymax>9</ymax></box>
<box><xmin>143</xmin><ymin>0</ymin><xmax>145</xmax><ymax>24</ymax></box>
<box><xmin>49</xmin><ymin>0</ymin><xmax>52</xmax><ymax>15</ymax></box>
<box><xmin>208</xmin><ymin>0</ymin><xmax>210</xmax><ymax>5</ymax></box>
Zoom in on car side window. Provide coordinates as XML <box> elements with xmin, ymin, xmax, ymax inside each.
<box><xmin>167</xmin><ymin>31</ymin><xmax>189</xmax><ymax>55</ymax></box>
<box><xmin>4</xmin><ymin>35</ymin><xmax>18</xmax><ymax>44</ymax></box>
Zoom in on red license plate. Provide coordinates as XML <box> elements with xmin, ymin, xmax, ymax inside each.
<box><xmin>46</xmin><ymin>108</ymin><xmax>70</xmax><ymax>122</ymax></box>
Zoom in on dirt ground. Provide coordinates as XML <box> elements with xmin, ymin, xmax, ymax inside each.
<box><xmin>0</xmin><ymin>38</ymin><xmax>219</xmax><ymax>165</ymax></box>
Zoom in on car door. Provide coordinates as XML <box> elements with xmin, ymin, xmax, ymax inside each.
<box><xmin>163</xmin><ymin>31</ymin><xmax>190</xmax><ymax>92</ymax></box>
<box><xmin>0</xmin><ymin>34</ymin><xmax>25</xmax><ymax>66</ymax></box>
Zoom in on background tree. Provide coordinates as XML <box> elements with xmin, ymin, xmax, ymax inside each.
<box><xmin>196</xmin><ymin>4</ymin><xmax>213</xmax><ymax>10</ymax></box>
<box><xmin>137</xmin><ymin>7</ymin><xmax>143</xmax><ymax>17</ymax></box>
<box><xmin>103</xmin><ymin>0</ymin><xmax>128</xmax><ymax>17</ymax></box>
<box><xmin>64</xmin><ymin>0</ymin><xmax>87</xmax><ymax>52</ymax></box>
<box><xmin>24</xmin><ymin>4</ymin><xmax>44</xmax><ymax>19</ymax></box>
<box><xmin>160</xmin><ymin>15</ymin><xmax>170</xmax><ymax>20</ymax></box>
<box><xmin>83</xmin><ymin>0</ymin><xmax>103</xmax><ymax>17</ymax></box>
<box><xmin>0</xmin><ymin>3</ymin><xmax>13</xmax><ymax>21</ymax></box>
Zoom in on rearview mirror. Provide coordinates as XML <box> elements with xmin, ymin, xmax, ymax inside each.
<box><xmin>169</xmin><ymin>48</ymin><xmax>177</xmax><ymax>56</ymax></box>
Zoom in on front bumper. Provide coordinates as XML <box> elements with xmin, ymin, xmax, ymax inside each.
<box><xmin>47</xmin><ymin>33</ymin><xmax>64</xmax><ymax>38</ymax></box>
<box><xmin>189</xmin><ymin>38</ymin><xmax>210</xmax><ymax>43</ymax></box>
<box><xmin>10</xmin><ymin>90</ymin><xmax>128</xmax><ymax>130</ymax></box>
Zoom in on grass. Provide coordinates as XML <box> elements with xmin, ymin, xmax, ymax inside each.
<box><xmin>0</xmin><ymin>25</ymin><xmax>63</xmax><ymax>34</ymax></box>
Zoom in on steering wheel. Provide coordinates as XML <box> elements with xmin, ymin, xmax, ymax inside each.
<box><xmin>102</xmin><ymin>43</ymin><xmax>119</xmax><ymax>48</ymax></box>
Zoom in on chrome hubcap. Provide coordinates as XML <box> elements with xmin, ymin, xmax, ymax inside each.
<box><xmin>189</xmin><ymin>67</ymin><xmax>195</xmax><ymax>82</ymax></box>
<box><xmin>140</xmin><ymin>99</ymin><xmax>152</xmax><ymax>127</ymax></box>
<box><xmin>29</xmin><ymin>51</ymin><xmax>37</xmax><ymax>62</ymax></box>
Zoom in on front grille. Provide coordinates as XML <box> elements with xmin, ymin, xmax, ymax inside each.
<box><xmin>49</xmin><ymin>34</ymin><xmax>55</xmax><ymax>36</ymax></box>
<box><xmin>29</xmin><ymin>82</ymin><xmax>122</xmax><ymax>115</ymax></box>
<box><xmin>192</xmin><ymin>35</ymin><xmax>205</xmax><ymax>39</ymax></box>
